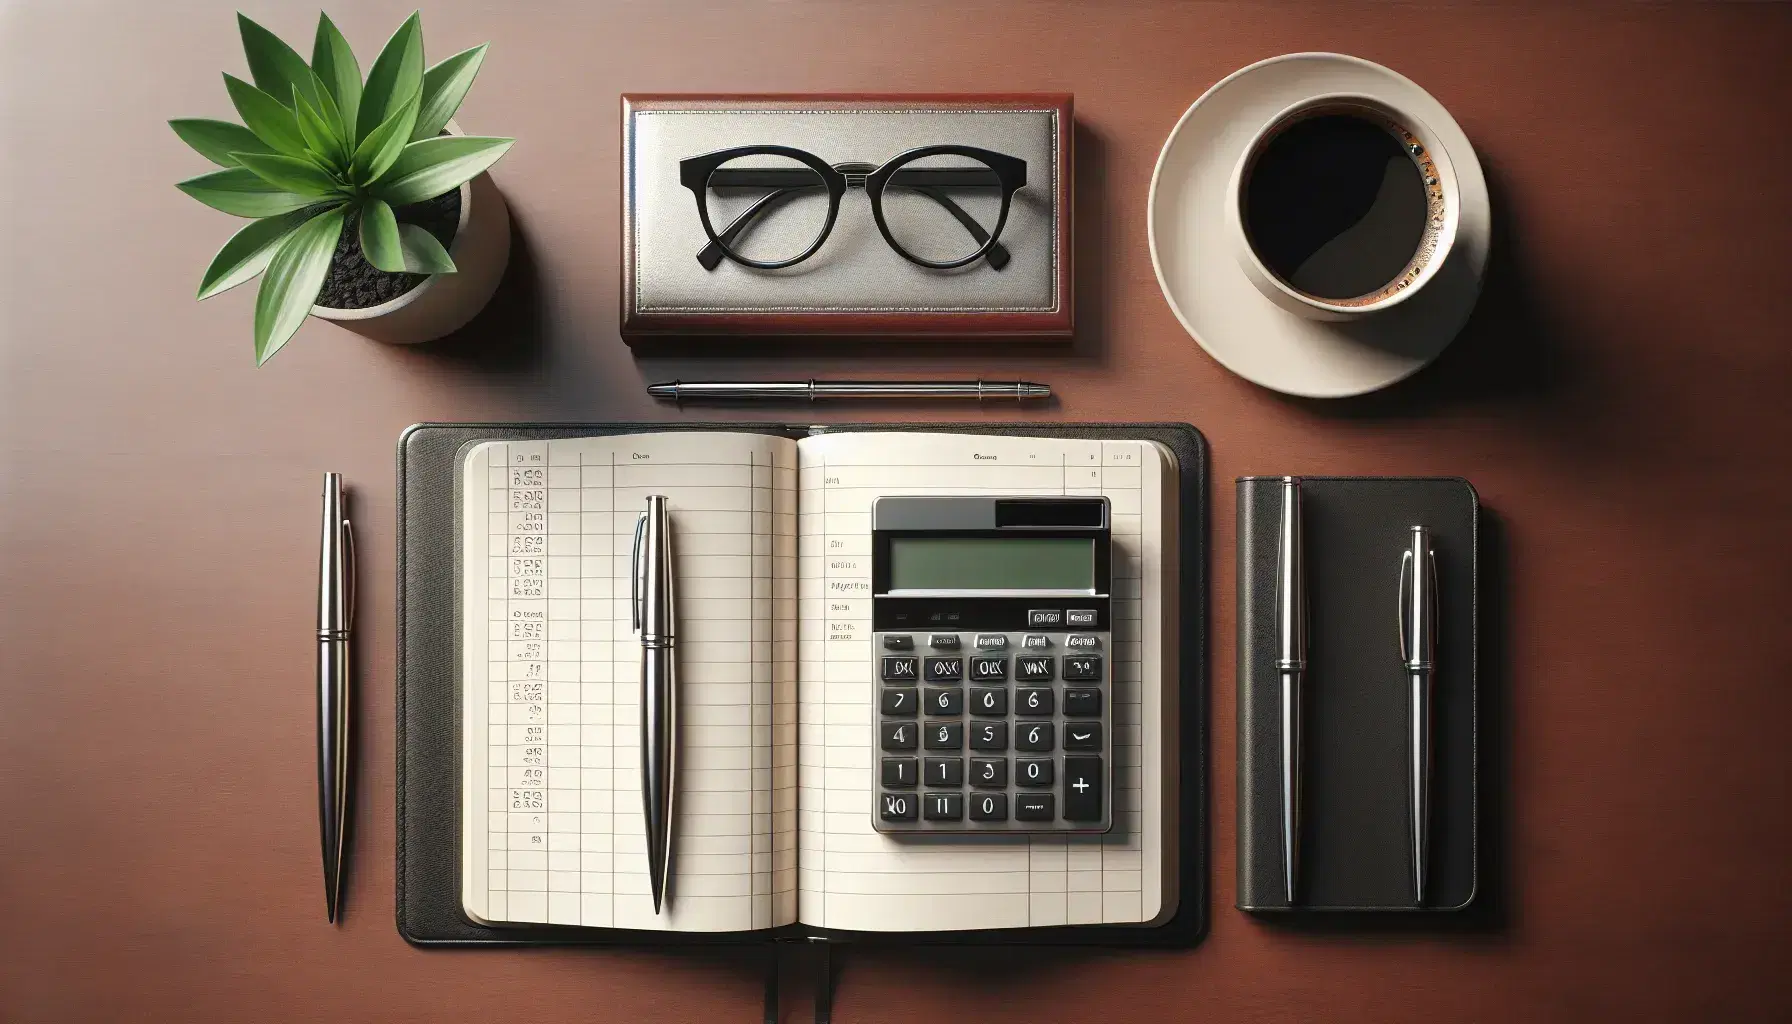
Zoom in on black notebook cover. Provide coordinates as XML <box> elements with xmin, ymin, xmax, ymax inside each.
<box><xmin>1235</xmin><ymin>476</ymin><xmax>1477</xmax><ymax>912</ymax></box>
<box><xmin>397</xmin><ymin>422</ymin><xmax>1207</xmax><ymax>946</ymax></box>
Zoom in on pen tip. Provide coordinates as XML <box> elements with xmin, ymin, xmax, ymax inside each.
<box><xmin>647</xmin><ymin>383</ymin><xmax>675</xmax><ymax>399</ymax></box>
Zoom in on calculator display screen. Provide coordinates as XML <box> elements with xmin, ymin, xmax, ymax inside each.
<box><xmin>887</xmin><ymin>537</ymin><xmax>1095</xmax><ymax>591</ymax></box>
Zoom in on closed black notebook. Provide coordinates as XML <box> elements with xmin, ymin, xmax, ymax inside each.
<box><xmin>1235</xmin><ymin>476</ymin><xmax>1477</xmax><ymax>912</ymax></box>
<box><xmin>398</xmin><ymin>422</ymin><xmax>1207</xmax><ymax>946</ymax></box>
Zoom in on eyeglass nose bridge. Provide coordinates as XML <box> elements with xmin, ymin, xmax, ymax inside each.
<box><xmin>833</xmin><ymin>161</ymin><xmax>877</xmax><ymax>189</ymax></box>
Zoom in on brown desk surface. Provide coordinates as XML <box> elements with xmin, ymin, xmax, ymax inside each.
<box><xmin>3</xmin><ymin>1</ymin><xmax>1789</xmax><ymax>1020</ymax></box>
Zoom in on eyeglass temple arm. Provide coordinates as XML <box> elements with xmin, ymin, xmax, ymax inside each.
<box><xmin>695</xmin><ymin>177</ymin><xmax>1012</xmax><ymax>271</ymax></box>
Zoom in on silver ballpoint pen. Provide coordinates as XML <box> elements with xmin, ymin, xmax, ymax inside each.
<box><xmin>317</xmin><ymin>473</ymin><xmax>354</xmax><ymax>924</ymax></box>
<box><xmin>1400</xmin><ymin>526</ymin><xmax>1439</xmax><ymax>906</ymax></box>
<box><xmin>1275</xmin><ymin>477</ymin><xmax>1307</xmax><ymax>905</ymax></box>
<box><xmin>632</xmin><ymin>495</ymin><xmax>677</xmax><ymax>914</ymax></box>
<box><xmin>647</xmin><ymin>379</ymin><xmax>1051</xmax><ymax>403</ymax></box>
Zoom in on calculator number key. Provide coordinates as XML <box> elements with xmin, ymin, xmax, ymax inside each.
<box><xmin>924</xmin><ymin>756</ymin><xmax>964</xmax><ymax>786</ymax></box>
<box><xmin>969</xmin><ymin>656</ymin><xmax>1007</xmax><ymax>682</ymax></box>
<box><xmin>881</xmin><ymin>656</ymin><xmax>919</xmax><ymax>682</ymax></box>
<box><xmin>881</xmin><ymin>757</ymin><xmax>917</xmax><ymax>788</ymax></box>
<box><xmin>925</xmin><ymin>686</ymin><xmax>964</xmax><ymax>715</ymax></box>
<box><xmin>1063</xmin><ymin>656</ymin><xmax>1103</xmax><ymax>682</ymax></box>
<box><xmin>880</xmin><ymin>687</ymin><xmax>918</xmax><ymax>717</ymax></box>
<box><xmin>1062</xmin><ymin>688</ymin><xmax>1102</xmax><ymax>717</ymax></box>
<box><xmin>1017</xmin><ymin>687</ymin><xmax>1054</xmax><ymax>716</ymax></box>
<box><xmin>924</xmin><ymin>792</ymin><xmax>964</xmax><ymax>821</ymax></box>
<box><xmin>880</xmin><ymin>721</ymin><xmax>917</xmax><ymax>751</ymax></box>
<box><xmin>970</xmin><ymin>721</ymin><xmax>1009</xmax><ymax>751</ymax></box>
<box><xmin>970</xmin><ymin>757</ymin><xmax>1007</xmax><ymax>788</ymax></box>
<box><xmin>924</xmin><ymin>657</ymin><xmax>964</xmax><ymax>682</ymax></box>
<box><xmin>1017</xmin><ymin>758</ymin><xmax>1054</xmax><ymax>787</ymax></box>
<box><xmin>970</xmin><ymin>687</ymin><xmax>1008</xmax><ymax>716</ymax></box>
<box><xmin>1016</xmin><ymin>721</ymin><xmax>1054</xmax><ymax>752</ymax></box>
<box><xmin>924</xmin><ymin>722</ymin><xmax>964</xmax><ymax>750</ymax></box>
<box><xmin>969</xmin><ymin>793</ymin><xmax>1008</xmax><ymax>822</ymax></box>
<box><xmin>880</xmin><ymin>792</ymin><xmax>917</xmax><ymax>821</ymax></box>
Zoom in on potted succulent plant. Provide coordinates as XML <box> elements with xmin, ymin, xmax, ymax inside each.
<box><xmin>172</xmin><ymin>12</ymin><xmax>514</xmax><ymax>363</ymax></box>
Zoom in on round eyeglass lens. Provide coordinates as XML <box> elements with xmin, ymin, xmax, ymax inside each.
<box><xmin>704</xmin><ymin>154</ymin><xmax>831</xmax><ymax>265</ymax></box>
<box><xmin>878</xmin><ymin>152</ymin><xmax>1006</xmax><ymax>265</ymax></box>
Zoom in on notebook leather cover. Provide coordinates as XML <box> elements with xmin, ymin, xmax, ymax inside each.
<box><xmin>397</xmin><ymin>422</ymin><xmax>1207</xmax><ymax>946</ymax></box>
<box><xmin>1235</xmin><ymin>476</ymin><xmax>1478</xmax><ymax>912</ymax></box>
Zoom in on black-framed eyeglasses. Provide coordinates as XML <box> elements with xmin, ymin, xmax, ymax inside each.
<box><xmin>678</xmin><ymin>144</ymin><xmax>1027</xmax><ymax>272</ymax></box>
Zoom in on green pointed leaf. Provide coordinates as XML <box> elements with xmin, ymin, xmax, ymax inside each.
<box><xmin>233</xmin><ymin>152</ymin><xmax>344</xmax><ymax>198</ymax></box>
<box><xmin>394</xmin><ymin>223</ymin><xmax>457</xmax><ymax>273</ymax></box>
<box><xmin>374</xmin><ymin>135</ymin><xmax>513</xmax><ymax>206</ymax></box>
<box><xmin>355</xmin><ymin>12</ymin><xmax>423</xmax><ymax>144</ymax></box>
<box><xmin>196</xmin><ymin>208</ymin><xmax>316</xmax><ymax>299</ymax></box>
<box><xmin>224</xmin><ymin>74</ymin><xmax>308</xmax><ymax>156</ymax></box>
<box><xmin>254</xmin><ymin>205</ymin><xmax>347</xmax><ymax>365</ymax></box>
<box><xmin>169</xmin><ymin>118</ymin><xmax>275</xmax><ymax>167</ymax></box>
<box><xmin>176</xmin><ymin>167</ymin><xmax>318</xmax><ymax>217</ymax></box>
<box><xmin>358</xmin><ymin>197</ymin><xmax>404</xmax><ymax>271</ymax></box>
<box><xmin>349</xmin><ymin>85</ymin><xmax>420</xmax><ymax>185</ymax></box>
<box><xmin>311</xmin><ymin>12</ymin><xmax>362</xmax><ymax>134</ymax></box>
<box><xmin>237</xmin><ymin>13</ymin><xmax>320</xmax><ymax>110</ymax></box>
<box><xmin>293</xmin><ymin>90</ymin><xmax>338</xmax><ymax>169</ymax></box>
<box><xmin>412</xmin><ymin>44</ymin><xmax>486</xmax><ymax>142</ymax></box>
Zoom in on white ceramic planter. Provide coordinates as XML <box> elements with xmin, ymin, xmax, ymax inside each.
<box><xmin>311</xmin><ymin>124</ymin><xmax>512</xmax><ymax>345</ymax></box>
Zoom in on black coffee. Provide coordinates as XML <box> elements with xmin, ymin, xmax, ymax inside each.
<box><xmin>1243</xmin><ymin>113</ymin><xmax>1428</xmax><ymax>301</ymax></box>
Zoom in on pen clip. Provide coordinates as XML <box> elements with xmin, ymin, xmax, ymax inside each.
<box><xmin>342</xmin><ymin>516</ymin><xmax>355</xmax><ymax>628</ymax></box>
<box><xmin>1398</xmin><ymin>537</ymin><xmax>1437</xmax><ymax>666</ymax></box>
<box><xmin>631</xmin><ymin>511</ymin><xmax>646</xmax><ymax>633</ymax></box>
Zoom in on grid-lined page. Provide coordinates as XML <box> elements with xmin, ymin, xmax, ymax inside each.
<box><xmin>460</xmin><ymin>433</ymin><xmax>799</xmax><ymax>932</ymax></box>
<box><xmin>793</xmin><ymin>432</ymin><xmax>1174</xmax><ymax>932</ymax></box>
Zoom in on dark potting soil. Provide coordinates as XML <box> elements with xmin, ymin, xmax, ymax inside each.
<box><xmin>315</xmin><ymin>188</ymin><xmax>462</xmax><ymax>309</ymax></box>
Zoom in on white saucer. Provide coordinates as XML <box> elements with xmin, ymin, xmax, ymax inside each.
<box><xmin>1148</xmin><ymin>53</ymin><xmax>1491</xmax><ymax>398</ymax></box>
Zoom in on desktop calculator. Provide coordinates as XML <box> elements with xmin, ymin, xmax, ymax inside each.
<box><xmin>870</xmin><ymin>495</ymin><xmax>1113</xmax><ymax>834</ymax></box>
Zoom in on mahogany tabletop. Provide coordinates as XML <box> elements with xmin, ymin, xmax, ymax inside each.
<box><xmin>1</xmin><ymin>1</ymin><xmax>1788</xmax><ymax>1020</ymax></box>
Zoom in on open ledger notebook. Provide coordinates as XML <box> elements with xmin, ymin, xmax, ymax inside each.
<box><xmin>412</xmin><ymin>424</ymin><xmax>1203</xmax><ymax>944</ymax></box>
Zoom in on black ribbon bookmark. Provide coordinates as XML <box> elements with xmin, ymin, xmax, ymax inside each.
<box><xmin>763</xmin><ymin>938</ymin><xmax>835</xmax><ymax>1024</ymax></box>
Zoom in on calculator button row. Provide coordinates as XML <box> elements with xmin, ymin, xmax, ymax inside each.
<box><xmin>883</xmin><ymin>720</ymin><xmax>1097</xmax><ymax>753</ymax></box>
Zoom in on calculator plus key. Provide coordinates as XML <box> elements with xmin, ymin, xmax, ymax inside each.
<box><xmin>1063</xmin><ymin>757</ymin><xmax>1103</xmax><ymax>821</ymax></box>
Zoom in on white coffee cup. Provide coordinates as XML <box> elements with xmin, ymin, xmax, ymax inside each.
<box><xmin>1224</xmin><ymin>93</ymin><xmax>1460</xmax><ymax>322</ymax></box>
